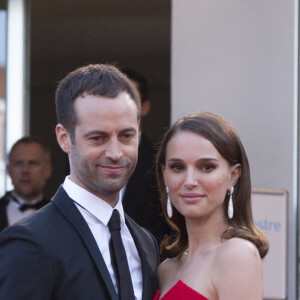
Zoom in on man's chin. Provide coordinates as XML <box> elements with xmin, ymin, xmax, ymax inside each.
<box><xmin>95</xmin><ymin>179</ymin><xmax>127</xmax><ymax>196</ymax></box>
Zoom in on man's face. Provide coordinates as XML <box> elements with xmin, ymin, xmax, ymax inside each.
<box><xmin>7</xmin><ymin>142</ymin><xmax>52</xmax><ymax>202</ymax></box>
<box><xmin>58</xmin><ymin>92</ymin><xmax>139</xmax><ymax>206</ymax></box>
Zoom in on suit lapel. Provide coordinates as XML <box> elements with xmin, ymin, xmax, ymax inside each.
<box><xmin>52</xmin><ymin>187</ymin><xmax>118</xmax><ymax>300</ymax></box>
<box><xmin>126</xmin><ymin>215</ymin><xmax>159</xmax><ymax>300</ymax></box>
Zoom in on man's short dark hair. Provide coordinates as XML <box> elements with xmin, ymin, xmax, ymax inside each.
<box><xmin>8</xmin><ymin>136</ymin><xmax>51</xmax><ymax>163</ymax></box>
<box><xmin>55</xmin><ymin>64</ymin><xmax>141</xmax><ymax>142</ymax></box>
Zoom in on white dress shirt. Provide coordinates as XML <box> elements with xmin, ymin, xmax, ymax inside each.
<box><xmin>63</xmin><ymin>176</ymin><xmax>143</xmax><ymax>300</ymax></box>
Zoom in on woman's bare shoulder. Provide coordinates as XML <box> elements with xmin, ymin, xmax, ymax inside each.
<box><xmin>158</xmin><ymin>257</ymin><xmax>179</xmax><ymax>287</ymax></box>
<box><xmin>215</xmin><ymin>237</ymin><xmax>261</xmax><ymax>269</ymax></box>
<box><xmin>220</xmin><ymin>237</ymin><xmax>259</xmax><ymax>256</ymax></box>
<box><xmin>212</xmin><ymin>238</ymin><xmax>263</xmax><ymax>299</ymax></box>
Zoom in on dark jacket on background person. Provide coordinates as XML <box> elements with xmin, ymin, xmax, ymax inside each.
<box><xmin>0</xmin><ymin>191</ymin><xmax>49</xmax><ymax>233</ymax></box>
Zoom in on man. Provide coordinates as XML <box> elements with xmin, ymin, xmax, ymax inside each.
<box><xmin>121</xmin><ymin>68</ymin><xmax>169</xmax><ymax>243</ymax></box>
<box><xmin>0</xmin><ymin>64</ymin><xmax>159</xmax><ymax>300</ymax></box>
<box><xmin>0</xmin><ymin>136</ymin><xmax>52</xmax><ymax>232</ymax></box>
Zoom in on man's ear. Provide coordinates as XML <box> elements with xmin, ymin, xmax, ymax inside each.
<box><xmin>230</xmin><ymin>164</ymin><xmax>241</xmax><ymax>187</ymax></box>
<box><xmin>56</xmin><ymin>124</ymin><xmax>71</xmax><ymax>154</ymax></box>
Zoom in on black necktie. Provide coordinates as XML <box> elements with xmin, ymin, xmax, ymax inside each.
<box><xmin>108</xmin><ymin>209</ymin><xmax>135</xmax><ymax>300</ymax></box>
<box><xmin>10</xmin><ymin>194</ymin><xmax>47</xmax><ymax>212</ymax></box>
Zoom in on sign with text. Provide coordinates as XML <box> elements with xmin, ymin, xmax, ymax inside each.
<box><xmin>252</xmin><ymin>189</ymin><xmax>287</xmax><ymax>300</ymax></box>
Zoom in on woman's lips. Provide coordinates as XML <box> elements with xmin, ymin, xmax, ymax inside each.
<box><xmin>180</xmin><ymin>193</ymin><xmax>205</xmax><ymax>203</ymax></box>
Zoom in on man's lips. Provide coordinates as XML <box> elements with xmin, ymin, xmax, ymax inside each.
<box><xmin>20</xmin><ymin>179</ymin><xmax>32</xmax><ymax>184</ymax></box>
<box><xmin>100</xmin><ymin>165</ymin><xmax>125</xmax><ymax>174</ymax></box>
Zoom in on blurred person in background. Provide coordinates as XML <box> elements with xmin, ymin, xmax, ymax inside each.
<box><xmin>0</xmin><ymin>136</ymin><xmax>52</xmax><ymax>232</ymax></box>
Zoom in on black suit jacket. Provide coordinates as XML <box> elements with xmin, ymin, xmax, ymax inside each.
<box><xmin>123</xmin><ymin>134</ymin><xmax>169</xmax><ymax>244</ymax></box>
<box><xmin>0</xmin><ymin>186</ymin><xmax>159</xmax><ymax>300</ymax></box>
<box><xmin>0</xmin><ymin>191</ymin><xmax>49</xmax><ymax>233</ymax></box>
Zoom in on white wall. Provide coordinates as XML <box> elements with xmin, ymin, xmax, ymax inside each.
<box><xmin>172</xmin><ymin>1</ymin><xmax>298</xmax><ymax>298</ymax></box>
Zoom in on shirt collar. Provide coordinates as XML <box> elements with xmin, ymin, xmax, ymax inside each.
<box><xmin>10</xmin><ymin>191</ymin><xmax>43</xmax><ymax>205</ymax></box>
<box><xmin>63</xmin><ymin>176</ymin><xmax>125</xmax><ymax>226</ymax></box>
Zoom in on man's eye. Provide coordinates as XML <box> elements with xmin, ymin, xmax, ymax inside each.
<box><xmin>120</xmin><ymin>133</ymin><xmax>135</xmax><ymax>141</ymax></box>
<box><xmin>90</xmin><ymin>136</ymin><xmax>103</xmax><ymax>141</ymax></box>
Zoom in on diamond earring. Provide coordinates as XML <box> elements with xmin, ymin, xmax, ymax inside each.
<box><xmin>166</xmin><ymin>186</ymin><xmax>173</xmax><ymax>218</ymax></box>
<box><xmin>228</xmin><ymin>186</ymin><xmax>234</xmax><ymax>219</ymax></box>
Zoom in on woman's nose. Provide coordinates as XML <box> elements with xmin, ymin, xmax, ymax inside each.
<box><xmin>184</xmin><ymin>170</ymin><xmax>198</xmax><ymax>189</ymax></box>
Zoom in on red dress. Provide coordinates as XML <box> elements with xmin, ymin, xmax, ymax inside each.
<box><xmin>153</xmin><ymin>280</ymin><xmax>208</xmax><ymax>300</ymax></box>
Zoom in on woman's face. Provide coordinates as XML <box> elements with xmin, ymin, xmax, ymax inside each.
<box><xmin>162</xmin><ymin>131</ymin><xmax>240</xmax><ymax>220</ymax></box>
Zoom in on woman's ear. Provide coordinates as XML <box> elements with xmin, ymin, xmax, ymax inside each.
<box><xmin>56</xmin><ymin>124</ymin><xmax>71</xmax><ymax>154</ymax></box>
<box><xmin>230</xmin><ymin>163</ymin><xmax>241</xmax><ymax>187</ymax></box>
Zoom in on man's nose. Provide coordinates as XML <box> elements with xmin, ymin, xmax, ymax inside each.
<box><xmin>105</xmin><ymin>138</ymin><xmax>122</xmax><ymax>161</ymax></box>
<box><xmin>20</xmin><ymin>163</ymin><xmax>30</xmax><ymax>173</ymax></box>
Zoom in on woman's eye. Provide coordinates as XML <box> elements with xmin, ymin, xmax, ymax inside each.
<box><xmin>201</xmin><ymin>164</ymin><xmax>216</xmax><ymax>172</ymax></box>
<box><xmin>169</xmin><ymin>164</ymin><xmax>184</xmax><ymax>171</ymax></box>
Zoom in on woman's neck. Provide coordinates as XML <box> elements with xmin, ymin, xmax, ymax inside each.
<box><xmin>185</xmin><ymin>214</ymin><xmax>229</xmax><ymax>256</ymax></box>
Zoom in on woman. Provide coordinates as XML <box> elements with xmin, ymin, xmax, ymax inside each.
<box><xmin>154</xmin><ymin>111</ymin><xmax>269</xmax><ymax>300</ymax></box>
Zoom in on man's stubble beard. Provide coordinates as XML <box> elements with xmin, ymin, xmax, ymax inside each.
<box><xmin>70</xmin><ymin>145</ymin><xmax>137</xmax><ymax>197</ymax></box>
